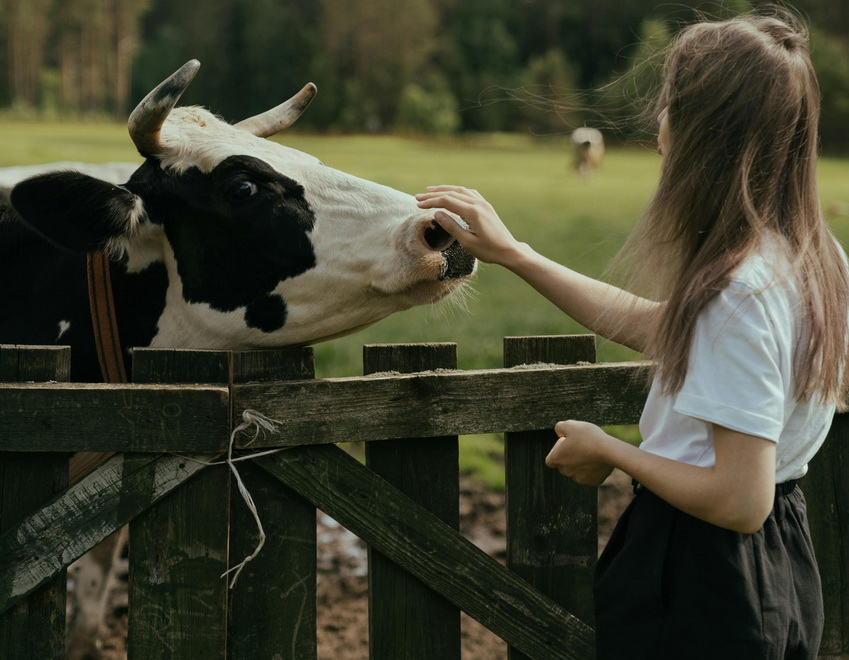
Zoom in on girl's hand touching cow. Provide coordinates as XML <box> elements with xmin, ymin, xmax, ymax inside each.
<box><xmin>415</xmin><ymin>185</ymin><xmax>525</xmax><ymax>267</ymax></box>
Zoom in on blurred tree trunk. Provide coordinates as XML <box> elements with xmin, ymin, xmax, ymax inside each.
<box><xmin>54</xmin><ymin>0</ymin><xmax>149</xmax><ymax>115</ymax></box>
<box><xmin>5</xmin><ymin>0</ymin><xmax>50</xmax><ymax>109</ymax></box>
<box><xmin>58</xmin><ymin>2</ymin><xmax>81</xmax><ymax>112</ymax></box>
<box><xmin>320</xmin><ymin>0</ymin><xmax>439</xmax><ymax>130</ymax></box>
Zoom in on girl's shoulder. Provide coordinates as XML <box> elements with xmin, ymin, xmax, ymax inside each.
<box><xmin>727</xmin><ymin>234</ymin><xmax>794</xmax><ymax>295</ymax></box>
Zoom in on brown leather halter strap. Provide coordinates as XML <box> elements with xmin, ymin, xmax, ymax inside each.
<box><xmin>86</xmin><ymin>251</ymin><xmax>128</xmax><ymax>383</ymax></box>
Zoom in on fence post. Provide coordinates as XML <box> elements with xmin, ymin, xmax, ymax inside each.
<box><xmin>504</xmin><ymin>335</ymin><xmax>598</xmax><ymax>660</ymax></box>
<box><xmin>227</xmin><ymin>348</ymin><xmax>317</xmax><ymax>660</ymax></box>
<box><xmin>0</xmin><ymin>345</ymin><xmax>71</xmax><ymax>660</ymax></box>
<box><xmin>803</xmin><ymin>412</ymin><xmax>849</xmax><ymax>658</ymax></box>
<box><xmin>364</xmin><ymin>343</ymin><xmax>461</xmax><ymax>660</ymax></box>
<box><xmin>128</xmin><ymin>348</ymin><xmax>232</xmax><ymax>660</ymax></box>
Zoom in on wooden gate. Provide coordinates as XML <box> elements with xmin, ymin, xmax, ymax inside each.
<box><xmin>0</xmin><ymin>335</ymin><xmax>847</xmax><ymax>659</ymax></box>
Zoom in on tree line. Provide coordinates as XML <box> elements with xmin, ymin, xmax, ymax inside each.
<box><xmin>1</xmin><ymin>0</ymin><xmax>848</xmax><ymax>149</ymax></box>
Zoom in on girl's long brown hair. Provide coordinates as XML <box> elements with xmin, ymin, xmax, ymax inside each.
<box><xmin>615</xmin><ymin>10</ymin><xmax>849</xmax><ymax>404</ymax></box>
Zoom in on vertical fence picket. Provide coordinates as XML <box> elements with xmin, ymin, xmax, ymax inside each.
<box><xmin>504</xmin><ymin>335</ymin><xmax>598</xmax><ymax>660</ymax></box>
<box><xmin>364</xmin><ymin>343</ymin><xmax>461</xmax><ymax>660</ymax></box>
<box><xmin>128</xmin><ymin>348</ymin><xmax>232</xmax><ymax>660</ymax></box>
<box><xmin>0</xmin><ymin>345</ymin><xmax>71</xmax><ymax>660</ymax></box>
<box><xmin>227</xmin><ymin>348</ymin><xmax>318</xmax><ymax>660</ymax></box>
<box><xmin>803</xmin><ymin>413</ymin><xmax>849</xmax><ymax>658</ymax></box>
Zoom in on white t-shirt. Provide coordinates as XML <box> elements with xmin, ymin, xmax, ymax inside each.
<box><xmin>639</xmin><ymin>237</ymin><xmax>838</xmax><ymax>483</ymax></box>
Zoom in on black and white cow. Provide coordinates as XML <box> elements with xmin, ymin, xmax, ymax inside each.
<box><xmin>570</xmin><ymin>126</ymin><xmax>604</xmax><ymax>177</ymax></box>
<box><xmin>1</xmin><ymin>60</ymin><xmax>474</xmax><ymax>384</ymax></box>
<box><xmin>1</xmin><ymin>61</ymin><xmax>475</xmax><ymax>660</ymax></box>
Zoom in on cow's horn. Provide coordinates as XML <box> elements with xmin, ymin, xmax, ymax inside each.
<box><xmin>235</xmin><ymin>83</ymin><xmax>317</xmax><ymax>138</ymax></box>
<box><xmin>128</xmin><ymin>60</ymin><xmax>201</xmax><ymax>157</ymax></box>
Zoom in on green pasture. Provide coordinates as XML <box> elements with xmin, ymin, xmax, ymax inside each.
<box><xmin>3</xmin><ymin>121</ymin><xmax>847</xmax><ymax>377</ymax></box>
<box><xmin>2</xmin><ymin>121</ymin><xmax>848</xmax><ymax>487</ymax></box>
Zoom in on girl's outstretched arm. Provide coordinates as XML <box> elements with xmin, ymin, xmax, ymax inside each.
<box><xmin>416</xmin><ymin>185</ymin><xmax>658</xmax><ymax>352</ymax></box>
<box><xmin>546</xmin><ymin>420</ymin><xmax>777</xmax><ymax>534</ymax></box>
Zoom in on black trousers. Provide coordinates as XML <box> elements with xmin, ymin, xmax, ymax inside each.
<box><xmin>594</xmin><ymin>482</ymin><xmax>823</xmax><ymax>659</ymax></box>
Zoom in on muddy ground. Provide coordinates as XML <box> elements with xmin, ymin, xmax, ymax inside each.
<box><xmin>93</xmin><ymin>469</ymin><xmax>634</xmax><ymax>659</ymax></box>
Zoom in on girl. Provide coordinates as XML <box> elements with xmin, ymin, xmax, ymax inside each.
<box><xmin>416</xmin><ymin>11</ymin><xmax>848</xmax><ymax>659</ymax></box>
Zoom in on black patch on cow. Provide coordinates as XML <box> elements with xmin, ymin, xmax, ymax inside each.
<box><xmin>125</xmin><ymin>156</ymin><xmax>316</xmax><ymax>320</ymax></box>
<box><xmin>244</xmin><ymin>293</ymin><xmax>287</xmax><ymax>332</ymax></box>
<box><xmin>0</xmin><ymin>200</ymin><xmax>168</xmax><ymax>382</ymax></box>
<box><xmin>112</xmin><ymin>258</ymin><xmax>169</xmax><ymax>361</ymax></box>
<box><xmin>10</xmin><ymin>172</ymin><xmax>139</xmax><ymax>253</ymax></box>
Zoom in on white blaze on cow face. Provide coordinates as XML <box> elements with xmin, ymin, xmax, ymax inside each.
<box><xmin>137</xmin><ymin>106</ymin><xmax>475</xmax><ymax>349</ymax></box>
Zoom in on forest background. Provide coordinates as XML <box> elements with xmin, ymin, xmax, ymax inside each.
<box><xmin>2</xmin><ymin>0</ymin><xmax>849</xmax><ymax>151</ymax></box>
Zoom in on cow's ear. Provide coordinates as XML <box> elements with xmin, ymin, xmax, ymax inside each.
<box><xmin>10</xmin><ymin>171</ymin><xmax>143</xmax><ymax>254</ymax></box>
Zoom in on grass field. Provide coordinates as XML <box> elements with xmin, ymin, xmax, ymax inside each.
<box><xmin>3</xmin><ymin>121</ymin><xmax>846</xmax><ymax>375</ymax></box>
<box><xmin>2</xmin><ymin>121</ymin><xmax>847</xmax><ymax>485</ymax></box>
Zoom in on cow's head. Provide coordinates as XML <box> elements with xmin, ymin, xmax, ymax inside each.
<box><xmin>10</xmin><ymin>61</ymin><xmax>475</xmax><ymax>349</ymax></box>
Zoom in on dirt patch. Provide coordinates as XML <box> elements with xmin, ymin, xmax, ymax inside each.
<box><xmin>95</xmin><ymin>471</ymin><xmax>634</xmax><ymax>659</ymax></box>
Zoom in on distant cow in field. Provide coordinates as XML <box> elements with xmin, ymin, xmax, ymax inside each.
<box><xmin>570</xmin><ymin>127</ymin><xmax>604</xmax><ymax>177</ymax></box>
<box><xmin>1</xmin><ymin>60</ymin><xmax>476</xmax><ymax>660</ymax></box>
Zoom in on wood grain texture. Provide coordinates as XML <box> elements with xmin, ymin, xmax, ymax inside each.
<box><xmin>0</xmin><ymin>452</ymin><xmax>208</xmax><ymax>615</ymax></box>
<box><xmin>504</xmin><ymin>336</ymin><xmax>598</xmax><ymax>660</ymax></box>
<box><xmin>364</xmin><ymin>343</ymin><xmax>461</xmax><ymax>660</ymax></box>
<box><xmin>258</xmin><ymin>444</ymin><xmax>595</xmax><ymax>660</ymax></box>
<box><xmin>0</xmin><ymin>382</ymin><xmax>229</xmax><ymax>452</ymax></box>
<box><xmin>227</xmin><ymin>347</ymin><xmax>318</xmax><ymax>660</ymax></box>
<box><xmin>0</xmin><ymin>345</ymin><xmax>70</xmax><ymax>659</ymax></box>
<box><xmin>234</xmin><ymin>361</ymin><xmax>649</xmax><ymax>447</ymax></box>
<box><xmin>128</xmin><ymin>350</ymin><xmax>231</xmax><ymax>660</ymax></box>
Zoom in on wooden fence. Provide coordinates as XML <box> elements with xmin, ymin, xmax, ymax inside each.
<box><xmin>0</xmin><ymin>335</ymin><xmax>846</xmax><ymax>659</ymax></box>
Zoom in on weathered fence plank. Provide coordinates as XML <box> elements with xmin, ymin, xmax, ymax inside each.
<box><xmin>227</xmin><ymin>348</ymin><xmax>318</xmax><ymax>660</ymax></box>
<box><xmin>128</xmin><ymin>349</ymin><xmax>231</xmax><ymax>660</ymax></box>
<box><xmin>364</xmin><ymin>343</ymin><xmax>461</xmax><ymax>660</ymax></box>
<box><xmin>1</xmin><ymin>337</ymin><xmax>846</xmax><ymax>660</ymax></box>
<box><xmin>233</xmin><ymin>361</ymin><xmax>648</xmax><ymax>447</ymax></box>
<box><xmin>0</xmin><ymin>452</ymin><xmax>209</xmax><ymax>615</ymax></box>
<box><xmin>804</xmin><ymin>413</ymin><xmax>849</xmax><ymax>657</ymax></box>
<box><xmin>504</xmin><ymin>335</ymin><xmax>598</xmax><ymax>660</ymax></box>
<box><xmin>0</xmin><ymin>382</ymin><xmax>229</xmax><ymax>452</ymax></box>
<box><xmin>257</xmin><ymin>444</ymin><xmax>595</xmax><ymax>660</ymax></box>
<box><xmin>0</xmin><ymin>345</ymin><xmax>70</xmax><ymax>660</ymax></box>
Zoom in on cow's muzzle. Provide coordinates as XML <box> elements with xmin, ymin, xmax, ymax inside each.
<box><xmin>422</xmin><ymin>219</ymin><xmax>475</xmax><ymax>280</ymax></box>
<box><xmin>439</xmin><ymin>241</ymin><xmax>476</xmax><ymax>280</ymax></box>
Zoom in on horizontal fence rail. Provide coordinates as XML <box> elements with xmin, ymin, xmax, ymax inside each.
<box><xmin>0</xmin><ymin>363</ymin><xmax>648</xmax><ymax>452</ymax></box>
<box><xmin>231</xmin><ymin>361</ymin><xmax>648</xmax><ymax>447</ymax></box>
<box><xmin>0</xmin><ymin>382</ymin><xmax>230</xmax><ymax>451</ymax></box>
<box><xmin>0</xmin><ymin>339</ymin><xmax>846</xmax><ymax>660</ymax></box>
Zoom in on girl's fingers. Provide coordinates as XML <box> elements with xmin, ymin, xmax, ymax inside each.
<box><xmin>420</xmin><ymin>195</ymin><xmax>478</xmax><ymax>222</ymax></box>
<box><xmin>419</xmin><ymin>185</ymin><xmax>487</xmax><ymax>204</ymax></box>
<box><xmin>416</xmin><ymin>194</ymin><xmax>479</xmax><ymax>219</ymax></box>
<box><xmin>416</xmin><ymin>191</ymin><xmax>482</xmax><ymax>209</ymax></box>
<box><xmin>426</xmin><ymin>184</ymin><xmax>479</xmax><ymax>196</ymax></box>
<box><xmin>433</xmin><ymin>210</ymin><xmax>473</xmax><ymax>235</ymax></box>
<box><xmin>545</xmin><ymin>437</ymin><xmax>568</xmax><ymax>468</ymax></box>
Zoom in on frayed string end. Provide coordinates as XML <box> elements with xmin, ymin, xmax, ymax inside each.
<box><xmin>220</xmin><ymin>409</ymin><xmax>282</xmax><ymax>589</ymax></box>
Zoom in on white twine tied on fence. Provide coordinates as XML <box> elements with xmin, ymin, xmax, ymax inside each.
<box><xmin>218</xmin><ymin>409</ymin><xmax>285</xmax><ymax>589</ymax></box>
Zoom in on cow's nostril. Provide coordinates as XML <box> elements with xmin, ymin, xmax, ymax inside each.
<box><xmin>424</xmin><ymin>220</ymin><xmax>455</xmax><ymax>252</ymax></box>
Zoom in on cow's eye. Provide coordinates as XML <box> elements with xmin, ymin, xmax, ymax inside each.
<box><xmin>229</xmin><ymin>180</ymin><xmax>258</xmax><ymax>201</ymax></box>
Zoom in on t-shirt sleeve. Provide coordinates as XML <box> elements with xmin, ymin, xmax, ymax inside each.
<box><xmin>673</xmin><ymin>285</ymin><xmax>785</xmax><ymax>442</ymax></box>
